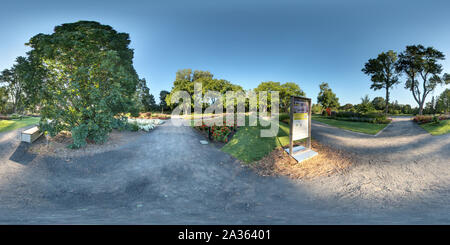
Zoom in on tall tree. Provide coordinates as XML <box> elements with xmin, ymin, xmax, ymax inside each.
<box><xmin>254</xmin><ymin>81</ymin><xmax>305</xmax><ymax>112</ymax></box>
<box><xmin>371</xmin><ymin>96</ymin><xmax>386</xmax><ymax>111</ymax></box>
<box><xmin>26</xmin><ymin>21</ymin><xmax>140</xmax><ymax>148</ymax></box>
<box><xmin>362</xmin><ymin>50</ymin><xmax>400</xmax><ymax>114</ymax></box>
<box><xmin>356</xmin><ymin>95</ymin><xmax>374</xmax><ymax>113</ymax></box>
<box><xmin>0</xmin><ymin>56</ymin><xmax>32</xmax><ymax>114</ymax></box>
<box><xmin>0</xmin><ymin>86</ymin><xmax>8</xmax><ymax>114</ymax></box>
<box><xmin>166</xmin><ymin>69</ymin><xmax>243</xmax><ymax>110</ymax></box>
<box><xmin>436</xmin><ymin>88</ymin><xmax>450</xmax><ymax>114</ymax></box>
<box><xmin>395</xmin><ymin>45</ymin><xmax>450</xmax><ymax>115</ymax></box>
<box><xmin>317</xmin><ymin>82</ymin><xmax>339</xmax><ymax>109</ymax></box>
<box><xmin>159</xmin><ymin>90</ymin><xmax>170</xmax><ymax>112</ymax></box>
<box><xmin>137</xmin><ymin>78</ymin><xmax>156</xmax><ymax>111</ymax></box>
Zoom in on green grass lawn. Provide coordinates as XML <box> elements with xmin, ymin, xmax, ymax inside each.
<box><xmin>311</xmin><ymin>115</ymin><xmax>388</xmax><ymax>135</ymax></box>
<box><xmin>419</xmin><ymin>120</ymin><xmax>450</xmax><ymax>135</ymax></box>
<box><xmin>221</xmin><ymin>116</ymin><xmax>305</xmax><ymax>163</ymax></box>
<box><xmin>0</xmin><ymin>117</ymin><xmax>40</xmax><ymax>133</ymax></box>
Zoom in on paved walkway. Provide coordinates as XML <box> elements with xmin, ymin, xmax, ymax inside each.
<box><xmin>0</xmin><ymin>118</ymin><xmax>448</xmax><ymax>224</ymax></box>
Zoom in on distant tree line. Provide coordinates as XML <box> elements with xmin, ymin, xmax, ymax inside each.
<box><xmin>164</xmin><ymin>69</ymin><xmax>305</xmax><ymax>113</ymax></box>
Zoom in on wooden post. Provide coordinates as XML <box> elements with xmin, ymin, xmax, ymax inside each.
<box><xmin>307</xmin><ymin>98</ymin><xmax>312</xmax><ymax>149</ymax></box>
<box><xmin>289</xmin><ymin>96</ymin><xmax>294</xmax><ymax>156</ymax></box>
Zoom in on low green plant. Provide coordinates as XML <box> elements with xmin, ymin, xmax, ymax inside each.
<box><xmin>129</xmin><ymin>122</ymin><xmax>139</xmax><ymax>132</ymax></box>
<box><xmin>432</xmin><ymin>116</ymin><xmax>440</xmax><ymax>124</ymax></box>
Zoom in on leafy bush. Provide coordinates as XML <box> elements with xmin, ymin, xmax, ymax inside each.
<box><xmin>129</xmin><ymin>122</ymin><xmax>139</xmax><ymax>132</ymax></box>
<box><xmin>111</xmin><ymin>117</ymin><xmax>130</xmax><ymax>131</ymax></box>
<box><xmin>68</xmin><ymin>124</ymin><xmax>89</xmax><ymax>149</ymax></box>
<box><xmin>335</xmin><ymin>111</ymin><xmax>363</xmax><ymax>118</ymax></box>
<box><xmin>279</xmin><ymin>113</ymin><xmax>290</xmax><ymax>122</ymax></box>
<box><xmin>27</xmin><ymin>21</ymin><xmax>140</xmax><ymax>148</ymax></box>
<box><xmin>194</xmin><ymin>120</ymin><xmax>237</xmax><ymax>143</ymax></box>
<box><xmin>9</xmin><ymin>113</ymin><xmax>23</xmax><ymax>120</ymax></box>
<box><xmin>432</xmin><ymin>116</ymin><xmax>440</xmax><ymax>124</ymax></box>
<box><xmin>330</xmin><ymin>111</ymin><xmax>389</xmax><ymax>124</ymax></box>
<box><xmin>413</xmin><ymin>115</ymin><xmax>433</xmax><ymax>124</ymax></box>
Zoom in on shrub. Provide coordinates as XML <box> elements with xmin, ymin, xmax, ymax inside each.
<box><xmin>335</xmin><ymin>111</ymin><xmax>362</xmax><ymax>118</ymax></box>
<box><xmin>279</xmin><ymin>113</ymin><xmax>290</xmax><ymax>122</ymax></box>
<box><xmin>129</xmin><ymin>122</ymin><xmax>139</xmax><ymax>132</ymax></box>
<box><xmin>432</xmin><ymin>116</ymin><xmax>440</xmax><ymax>124</ymax></box>
<box><xmin>413</xmin><ymin>115</ymin><xmax>433</xmax><ymax>124</ymax></box>
<box><xmin>68</xmin><ymin>124</ymin><xmax>89</xmax><ymax>149</ymax></box>
<box><xmin>112</xmin><ymin>117</ymin><xmax>129</xmax><ymax>131</ymax></box>
<box><xmin>194</xmin><ymin>120</ymin><xmax>237</xmax><ymax>143</ymax></box>
<box><xmin>330</xmin><ymin>112</ymin><xmax>389</xmax><ymax>124</ymax></box>
<box><xmin>9</xmin><ymin>113</ymin><xmax>23</xmax><ymax>120</ymax></box>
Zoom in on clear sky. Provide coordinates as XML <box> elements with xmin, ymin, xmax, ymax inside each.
<box><xmin>1</xmin><ymin>0</ymin><xmax>449</xmax><ymax>105</ymax></box>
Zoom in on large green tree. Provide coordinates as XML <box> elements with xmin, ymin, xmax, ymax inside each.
<box><xmin>0</xmin><ymin>86</ymin><xmax>8</xmax><ymax>114</ymax></box>
<box><xmin>137</xmin><ymin>78</ymin><xmax>156</xmax><ymax>111</ymax></box>
<box><xmin>254</xmin><ymin>81</ymin><xmax>305</xmax><ymax>112</ymax></box>
<box><xmin>317</xmin><ymin>82</ymin><xmax>339</xmax><ymax>109</ymax></box>
<box><xmin>26</xmin><ymin>21</ymin><xmax>140</xmax><ymax>148</ymax></box>
<box><xmin>362</xmin><ymin>50</ymin><xmax>400</xmax><ymax>114</ymax></box>
<box><xmin>159</xmin><ymin>90</ymin><xmax>170</xmax><ymax>112</ymax></box>
<box><xmin>436</xmin><ymin>88</ymin><xmax>450</xmax><ymax>114</ymax></box>
<box><xmin>0</xmin><ymin>56</ymin><xmax>34</xmax><ymax>113</ymax></box>
<box><xmin>395</xmin><ymin>45</ymin><xmax>450</xmax><ymax>115</ymax></box>
<box><xmin>371</xmin><ymin>96</ymin><xmax>386</xmax><ymax>111</ymax></box>
<box><xmin>356</xmin><ymin>95</ymin><xmax>374</xmax><ymax>113</ymax></box>
<box><xmin>166</xmin><ymin>69</ymin><xmax>243</xmax><ymax>110</ymax></box>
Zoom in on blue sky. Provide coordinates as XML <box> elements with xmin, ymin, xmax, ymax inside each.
<box><xmin>1</xmin><ymin>0</ymin><xmax>449</xmax><ymax>105</ymax></box>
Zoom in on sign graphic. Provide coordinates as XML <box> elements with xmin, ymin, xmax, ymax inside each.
<box><xmin>292</xmin><ymin>98</ymin><xmax>309</xmax><ymax>140</ymax></box>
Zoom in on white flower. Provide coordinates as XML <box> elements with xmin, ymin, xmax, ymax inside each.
<box><xmin>127</xmin><ymin>118</ymin><xmax>160</xmax><ymax>132</ymax></box>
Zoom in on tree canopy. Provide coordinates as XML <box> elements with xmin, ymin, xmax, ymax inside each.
<box><xmin>436</xmin><ymin>88</ymin><xmax>450</xmax><ymax>114</ymax></box>
<box><xmin>166</xmin><ymin>69</ymin><xmax>243</xmax><ymax>110</ymax></box>
<box><xmin>159</xmin><ymin>90</ymin><xmax>170</xmax><ymax>112</ymax></box>
<box><xmin>137</xmin><ymin>78</ymin><xmax>156</xmax><ymax>112</ymax></box>
<box><xmin>254</xmin><ymin>81</ymin><xmax>305</xmax><ymax>112</ymax></box>
<box><xmin>26</xmin><ymin>21</ymin><xmax>140</xmax><ymax>148</ymax></box>
<box><xmin>371</xmin><ymin>97</ymin><xmax>386</xmax><ymax>111</ymax></box>
<box><xmin>317</xmin><ymin>82</ymin><xmax>339</xmax><ymax>109</ymax></box>
<box><xmin>395</xmin><ymin>45</ymin><xmax>449</xmax><ymax>115</ymax></box>
<box><xmin>362</xmin><ymin>50</ymin><xmax>400</xmax><ymax>114</ymax></box>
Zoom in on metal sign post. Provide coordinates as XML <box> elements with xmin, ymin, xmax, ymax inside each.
<box><xmin>287</xmin><ymin>96</ymin><xmax>315</xmax><ymax>161</ymax></box>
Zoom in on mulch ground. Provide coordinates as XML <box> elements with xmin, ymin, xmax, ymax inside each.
<box><xmin>250</xmin><ymin>140</ymin><xmax>354</xmax><ymax>180</ymax></box>
<box><xmin>28</xmin><ymin>129</ymin><xmax>145</xmax><ymax>158</ymax></box>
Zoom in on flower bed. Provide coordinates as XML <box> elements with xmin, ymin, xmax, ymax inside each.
<box><xmin>127</xmin><ymin>118</ymin><xmax>164</xmax><ymax>132</ymax></box>
<box><xmin>133</xmin><ymin>112</ymin><xmax>171</xmax><ymax>120</ymax></box>
<box><xmin>194</xmin><ymin>120</ymin><xmax>238</xmax><ymax>143</ymax></box>
<box><xmin>413</xmin><ymin>115</ymin><xmax>449</xmax><ymax>124</ymax></box>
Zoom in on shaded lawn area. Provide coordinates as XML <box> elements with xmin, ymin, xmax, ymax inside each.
<box><xmin>311</xmin><ymin>115</ymin><xmax>388</xmax><ymax>135</ymax></box>
<box><xmin>222</xmin><ymin>116</ymin><xmax>305</xmax><ymax>163</ymax></box>
<box><xmin>419</xmin><ymin>120</ymin><xmax>450</xmax><ymax>135</ymax></box>
<box><xmin>0</xmin><ymin>117</ymin><xmax>40</xmax><ymax>133</ymax></box>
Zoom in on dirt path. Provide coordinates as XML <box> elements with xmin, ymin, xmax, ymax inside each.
<box><xmin>0</xmin><ymin>118</ymin><xmax>449</xmax><ymax>224</ymax></box>
<box><xmin>309</xmin><ymin>117</ymin><xmax>450</xmax><ymax>213</ymax></box>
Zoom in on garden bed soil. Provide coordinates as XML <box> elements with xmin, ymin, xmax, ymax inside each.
<box><xmin>193</xmin><ymin>126</ymin><xmax>237</xmax><ymax>148</ymax></box>
<box><xmin>27</xmin><ymin>129</ymin><xmax>146</xmax><ymax>158</ymax></box>
<box><xmin>250</xmin><ymin>140</ymin><xmax>354</xmax><ymax>179</ymax></box>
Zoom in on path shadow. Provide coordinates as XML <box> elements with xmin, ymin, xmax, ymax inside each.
<box><xmin>9</xmin><ymin>142</ymin><xmax>37</xmax><ymax>165</ymax></box>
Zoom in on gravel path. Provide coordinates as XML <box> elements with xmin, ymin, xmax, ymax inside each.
<box><xmin>0</xmin><ymin>117</ymin><xmax>448</xmax><ymax>224</ymax></box>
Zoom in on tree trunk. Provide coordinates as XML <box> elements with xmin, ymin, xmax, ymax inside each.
<box><xmin>385</xmin><ymin>87</ymin><xmax>389</xmax><ymax>115</ymax></box>
<box><xmin>418</xmin><ymin>102</ymin><xmax>424</xmax><ymax>115</ymax></box>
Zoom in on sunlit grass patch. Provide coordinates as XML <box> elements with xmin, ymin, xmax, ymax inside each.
<box><xmin>0</xmin><ymin>117</ymin><xmax>40</xmax><ymax>133</ymax></box>
<box><xmin>311</xmin><ymin>115</ymin><xmax>388</xmax><ymax>135</ymax></box>
<box><xmin>221</xmin><ymin>116</ymin><xmax>305</xmax><ymax>163</ymax></box>
<box><xmin>419</xmin><ymin>120</ymin><xmax>450</xmax><ymax>135</ymax></box>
